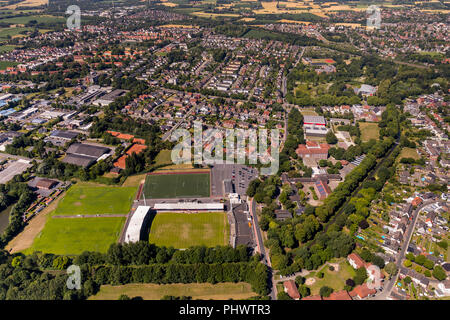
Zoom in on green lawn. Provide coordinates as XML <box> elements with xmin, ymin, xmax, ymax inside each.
<box><xmin>306</xmin><ymin>260</ymin><xmax>356</xmax><ymax>295</ymax></box>
<box><xmin>0</xmin><ymin>60</ymin><xmax>18</xmax><ymax>69</ymax></box>
<box><xmin>0</xmin><ymin>27</ymin><xmax>31</xmax><ymax>39</ymax></box>
<box><xmin>359</xmin><ymin>122</ymin><xmax>380</xmax><ymax>142</ymax></box>
<box><xmin>148</xmin><ymin>212</ymin><xmax>229</xmax><ymax>248</ymax></box>
<box><xmin>0</xmin><ymin>15</ymin><xmax>64</xmax><ymax>25</ymax></box>
<box><xmin>89</xmin><ymin>282</ymin><xmax>255</xmax><ymax>300</ymax></box>
<box><xmin>27</xmin><ymin>216</ymin><xmax>126</xmax><ymax>255</ymax></box>
<box><xmin>0</xmin><ymin>44</ymin><xmax>15</xmax><ymax>53</ymax></box>
<box><xmin>398</xmin><ymin>147</ymin><xmax>420</xmax><ymax>160</ymax></box>
<box><xmin>53</xmin><ymin>185</ymin><xmax>136</xmax><ymax>216</ymax></box>
<box><xmin>143</xmin><ymin>172</ymin><xmax>210</xmax><ymax>199</ymax></box>
<box><xmin>153</xmin><ymin>149</ymin><xmax>173</xmax><ymax>167</ymax></box>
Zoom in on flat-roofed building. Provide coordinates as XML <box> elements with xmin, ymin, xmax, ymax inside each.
<box><xmin>153</xmin><ymin>202</ymin><xmax>224</xmax><ymax>212</ymax></box>
<box><xmin>124</xmin><ymin>206</ymin><xmax>151</xmax><ymax>243</ymax></box>
<box><xmin>62</xmin><ymin>143</ymin><xmax>110</xmax><ymax>168</ymax></box>
<box><xmin>303</xmin><ymin>115</ymin><xmax>326</xmax><ymax>126</ymax></box>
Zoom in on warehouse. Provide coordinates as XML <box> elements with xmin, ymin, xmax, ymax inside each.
<box><xmin>62</xmin><ymin>143</ymin><xmax>110</xmax><ymax>168</ymax></box>
<box><xmin>124</xmin><ymin>206</ymin><xmax>151</xmax><ymax>243</ymax></box>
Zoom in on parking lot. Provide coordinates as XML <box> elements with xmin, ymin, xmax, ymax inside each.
<box><xmin>211</xmin><ymin>164</ymin><xmax>259</xmax><ymax>197</ymax></box>
<box><xmin>0</xmin><ymin>159</ymin><xmax>32</xmax><ymax>184</ymax></box>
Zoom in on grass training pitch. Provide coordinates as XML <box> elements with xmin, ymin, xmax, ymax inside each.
<box><xmin>53</xmin><ymin>184</ymin><xmax>136</xmax><ymax>216</ymax></box>
<box><xmin>27</xmin><ymin>216</ymin><xmax>126</xmax><ymax>255</ymax></box>
<box><xmin>89</xmin><ymin>282</ymin><xmax>255</xmax><ymax>300</ymax></box>
<box><xmin>143</xmin><ymin>172</ymin><xmax>210</xmax><ymax>199</ymax></box>
<box><xmin>148</xmin><ymin>212</ymin><xmax>228</xmax><ymax>248</ymax></box>
<box><xmin>359</xmin><ymin>122</ymin><xmax>380</xmax><ymax>142</ymax></box>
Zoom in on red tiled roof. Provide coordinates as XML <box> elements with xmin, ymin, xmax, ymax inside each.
<box><xmin>322</xmin><ymin>290</ymin><xmax>352</xmax><ymax>300</ymax></box>
<box><xmin>349</xmin><ymin>284</ymin><xmax>376</xmax><ymax>299</ymax></box>
<box><xmin>348</xmin><ymin>253</ymin><xmax>365</xmax><ymax>269</ymax></box>
<box><xmin>296</xmin><ymin>143</ymin><xmax>330</xmax><ymax>155</ymax></box>
<box><xmin>283</xmin><ymin>280</ymin><xmax>300</xmax><ymax>300</ymax></box>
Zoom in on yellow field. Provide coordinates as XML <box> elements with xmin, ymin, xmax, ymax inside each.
<box><xmin>161</xmin><ymin>2</ymin><xmax>178</xmax><ymax>7</ymax></box>
<box><xmin>160</xmin><ymin>24</ymin><xmax>199</xmax><ymax>28</ymax></box>
<box><xmin>192</xmin><ymin>12</ymin><xmax>240</xmax><ymax>18</ymax></box>
<box><xmin>240</xmin><ymin>17</ymin><xmax>255</xmax><ymax>22</ymax></box>
<box><xmin>4</xmin><ymin>0</ymin><xmax>47</xmax><ymax>9</ymax></box>
<box><xmin>279</xmin><ymin>19</ymin><xmax>311</xmax><ymax>25</ymax></box>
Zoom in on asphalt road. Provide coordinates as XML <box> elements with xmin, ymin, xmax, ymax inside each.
<box><xmin>372</xmin><ymin>200</ymin><xmax>446</xmax><ymax>300</ymax></box>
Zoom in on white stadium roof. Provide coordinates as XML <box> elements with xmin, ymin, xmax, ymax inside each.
<box><xmin>153</xmin><ymin>202</ymin><xmax>224</xmax><ymax>211</ymax></box>
<box><xmin>124</xmin><ymin>206</ymin><xmax>150</xmax><ymax>243</ymax></box>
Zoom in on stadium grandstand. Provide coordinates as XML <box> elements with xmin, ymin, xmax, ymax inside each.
<box><xmin>124</xmin><ymin>206</ymin><xmax>151</xmax><ymax>243</ymax></box>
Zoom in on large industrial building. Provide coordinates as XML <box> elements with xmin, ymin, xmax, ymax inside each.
<box><xmin>62</xmin><ymin>143</ymin><xmax>111</xmax><ymax>168</ymax></box>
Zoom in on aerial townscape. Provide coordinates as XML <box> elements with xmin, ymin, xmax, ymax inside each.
<box><xmin>0</xmin><ymin>0</ymin><xmax>448</xmax><ymax>305</ymax></box>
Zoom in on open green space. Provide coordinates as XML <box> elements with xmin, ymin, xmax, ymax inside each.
<box><xmin>89</xmin><ymin>282</ymin><xmax>255</xmax><ymax>300</ymax></box>
<box><xmin>0</xmin><ymin>60</ymin><xmax>18</xmax><ymax>69</ymax></box>
<box><xmin>0</xmin><ymin>44</ymin><xmax>15</xmax><ymax>53</ymax></box>
<box><xmin>0</xmin><ymin>26</ymin><xmax>31</xmax><ymax>39</ymax></box>
<box><xmin>143</xmin><ymin>172</ymin><xmax>210</xmax><ymax>198</ymax></box>
<box><xmin>306</xmin><ymin>260</ymin><xmax>356</xmax><ymax>295</ymax></box>
<box><xmin>398</xmin><ymin>147</ymin><xmax>420</xmax><ymax>160</ymax></box>
<box><xmin>26</xmin><ymin>216</ymin><xmax>126</xmax><ymax>255</ymax></box>
<box><xmin>0</xmin><ymin>15</ymin><xmax>64</xmax><ymax>24</ymax></box>
<box><xmin>148</xmin><ymin>211</ymin><xmax>228</xmax><ymax>248</ymax></box>
<box><xmin>52</xmin><ymin>184</ymin><xmax>136</xmax><ymax>216</ymax></box>
<box><xmin>359</xmin><ymin>122</ymin><xmax>380</xmax><ymax>142</ymax></box>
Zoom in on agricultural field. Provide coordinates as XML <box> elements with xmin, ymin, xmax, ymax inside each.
<box><xmin>148</xmin><ymin>211</ymin><xmax>229</xmax><ymax>248</ymax></box>
<box><xmin>52</xmin><ymin>184</ymin><xmax>136</xmax><ymax>216</ymax></box>
<box><xmin>26</xmin><ymin>216</ymin><xmax>126</xmax><ymax>255</ymax></box>
<box><xmin>359</xmin><ymin>122</ymin><xmax>380</xmax><ymax>142</ymax></box>
<box><xmin>143</xmin><ymin>171</ymin><xmax>210</xmax><ymax>198</ymax></box>
<box><xmin>89</xmin><ymin>282</ymin><xmax>256</xmax><ymax>300</ymax></box>
<box><xmin>0</xmin><ymin>44</ymin><xmax>15</xmax><ymax>53</ymax></box>
<box><xmin>0</xmin><ymin>15</ymin><xmax>64</xmax><ymax>25</ymax></box>
<box><xmin>2</xmin><ymin>0</ymin><xmax>48</xmax><ymax>9</ymax></box>
<box><xmin>0</xmin><ymin>27</ymin><xmax>32</xmax><ymax>39</ymax></box>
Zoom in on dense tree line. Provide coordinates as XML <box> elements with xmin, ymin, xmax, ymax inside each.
<box><xmin>0</xmin><ymin>243</ymin><xmax>270</xmax><ymax>300</ymax></box>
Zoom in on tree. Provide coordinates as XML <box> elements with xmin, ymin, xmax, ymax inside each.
<box><xmin>404</xmin><ymin>276</ymin><xmax>412</xmax><ymax>285</ymax></box>
<box><xmin>385</xmin><ymin>262</ymin><xmax>398</xmax><ymax>278</ymax></box>
<box><xmin>295</xmin><ymin>276</ymin><xmax>305</xmax><ymax>286</ymax></box>
<box><xmin>277</xmin><ymin>291</ymin><xmax>293</xmax><ymax>300</ymax></box>
<box><xmin>432</xmin><ymin>266</ymin><xmax>446</xmax><ymax>281</ymax></box>
<box><xmin>354</xmin><ymin>267</ymin><xmax>368</xmax><ymax>285</ymax></box>
<box><xmin>298</xmin><ymin>285</ymin><xmax>310</xmax><ymax>298</ymax></box>
<box><xmin>319</xmin><ymin>286</ymin><xmax>333</xmax><ymax>297</ymax></box>
<box><xmin>326</xmin><ymin>131</ymin><xmax>338</xmax><ymax>144</ymax></box>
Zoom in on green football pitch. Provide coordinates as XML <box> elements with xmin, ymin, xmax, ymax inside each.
<box><xmin>143</xmin><ymin>173</ymin><xmax>210</xmax><ymax>199</ymax></box>
<box><xmin>27</xmin><ymin>216</ymin><xmax>126</xmax><ymax>255</ymax></box>
<box><xmin>148</xmin><ymin>212</ymin><xmax>229</xmax><ymax>248</ymax></box>
<box><xmin>52</xmin><ymin>185</ymin><xmax>136</xmax><ymax>216</ymax></box>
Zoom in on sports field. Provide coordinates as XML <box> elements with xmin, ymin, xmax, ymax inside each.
<box><xmin>148</xmin><ymin>212</ymin><xmax>229</xmax><ymax>248</ymax></box>
<box><xmin>27</xmin><ymin>216</ymin><xmax>125</xmax><ymax>255</ymax></box>
<box><xmin>89</xmin><ymin>282</ymin><xmax>255</xmax><ymax>300</ymax></box>
<box><xmin>359</xmin><ymin>122</ymin><xmax>380</xmax><ymax>142</ymax></box>
<box><xmin>52</xmin><ymin>185</ymin><xmax>136</xmax><ymax>216</ymax></box>
<box><xmin>143</xmin><ymin>172</ymin><xmax>210</xmax><ymax>199</ymax></box>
